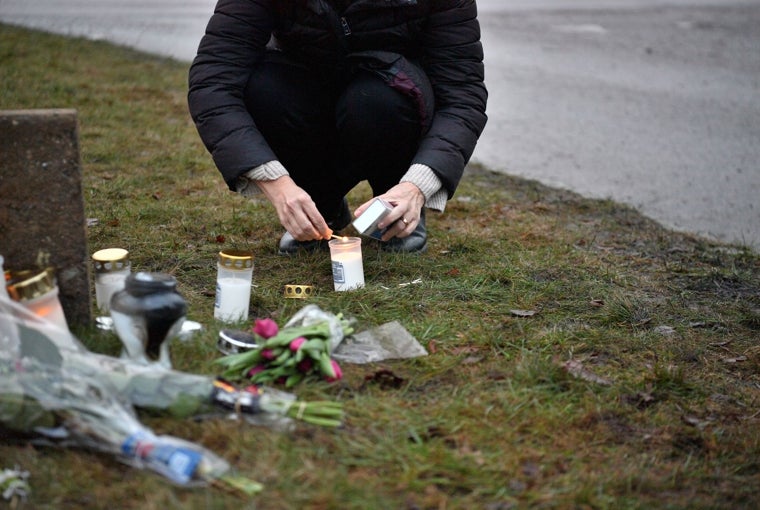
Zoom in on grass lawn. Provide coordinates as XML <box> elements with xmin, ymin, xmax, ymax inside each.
<box><xmin>1</xmin><ymin>24</ymin><xmax>759</xmax><ymax>510</ymax></box>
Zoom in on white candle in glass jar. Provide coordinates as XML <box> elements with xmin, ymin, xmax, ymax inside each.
<box><xmin>215</xmin><ymin>277</ymin><xmax>252</xmax><ymax>323</ymax></box>
<box><xmin>329</xmin><ymin>237</ymin><xmax>365</xmax><ymax>291</ymax></box>
<box><xmin>95</xmin><ymin>272</ymin><xmax>129</xmax><ymax>312</ymax></box>
<box><xmin>214</xmin><ymin>250</ymin><xmax>254</xmax><ymax>323</ymax></box>
<box><xmin>6</xmin><ymin>267</ymin><xmax>69</xmax><ymax>331</ymax></box>
<box><xmin>92</xmin><ymin>248</ymin><xmax>131</xmax><ymax>313</ymax></box>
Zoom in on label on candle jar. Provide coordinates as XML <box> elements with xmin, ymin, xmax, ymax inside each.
<box><xmin>332</xmin><ymin>261</ymin><xmax>345</xmax><ymax>284</ymax></box>
<box><xmin>331</xmin><ymin>254</ymin><xmax>364</xmax><ymax>291</ymax></box>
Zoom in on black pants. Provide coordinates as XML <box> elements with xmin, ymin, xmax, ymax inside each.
<box><xmin>244</xmin><ymin>53</ymin><xmax>429</xmax><ymax>223</ymax></box>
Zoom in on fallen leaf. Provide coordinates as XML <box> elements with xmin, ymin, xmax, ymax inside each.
<box><xmin>562</xmin><ymin>359</ymin><xmax>612</xmax><ymax>386</ymax></box>
<box><xmin>487</xmin><ymin>371</ymin><xmax>508</xmax><ymax>381</ymax></box>
<box><xmin>654</xmin><ymin>325</ymin><xmax>676</xmax><ymax>336</ymax></box>
<box><xmin>363</xmin><ymin>369</ymin><xmax>405</xmax><ymax>390</ymax></box>
<box><xmin>446</xmin><ymin>268</ymin><xmax>461</xmax><ymax>276</ymax></box>
<box><xmin>722</xmin><ymin>356</ymin><xmax>747</xmax><ymax>363</ymax></box>
<box><xmin>623</xmin><ymin>391</ymin><xmax>656</xmax><ymax>409</ymax></box>
<box><xmin>510</xmin><ymin>309</ymin><xmax>538</xmax><ymax>318</ymax></box>
<box><xmin>449</xmin><ymin>346</ymin><xmax>480</xmax><ymax>356</ymax></box>
<box><xmin>681</xmin><ymin>415</ymin><xmax>713</xmax><ymax>429</ymax></box>
<box><xmin>457</xmin><ymin>444</ymin><xmax>485</xmax><ymax>466</ymax></box>
<box><xmin>590</xmin><ymin>299</ymin><xmax>604</xmax><ymax>307</ymax></box>
<box><xmin>215</xmin><ymin>235</ymin><xmax>226</xmax><ymax>244</ymax></box>
<box><xmin>86</xmin><ymin>218</ymin><xmax>99</xmax><ymax>227</ymax></box>
<box><xmin>521</xmin><ymin>462</ymin><xmax>541</xmax><ymax>478</ymax></box>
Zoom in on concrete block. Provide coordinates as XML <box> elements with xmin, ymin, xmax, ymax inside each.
<box><xmin>0</xmin><ymin>109</ymin><xmax>92</xmax><ymax>327</ymax></box>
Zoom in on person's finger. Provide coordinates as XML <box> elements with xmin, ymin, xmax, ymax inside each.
<box><xmin>305</xmin><ymin>207</ymin><xmax>331</xmax><ymax>240</ymax></box>
<box><xmin>279</xmin><ymin>206</ymin><xmax>318</xmax><ymax>241</ymax></box>
<box><xmin>354</xmin><ymin>198</ymin><xmax>375</xmax><ymax>218</ymax></box>
<box><xmin>378</xmin><ymin>206</ymin><xmax>415</xmax><ymax>230</ymax></box>
<box><xmin>381</xmin><ymin>215</ymin><xmax>416</xmax><ymax>241</ymax></box>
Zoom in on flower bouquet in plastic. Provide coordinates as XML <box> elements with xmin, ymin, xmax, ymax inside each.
<box><xmin>2</xmin><ymin>293</ymin><xmax>348</xmax><ymax>426</ymax></box>
<box><xmin>0</xmin><ymin>352</ymin><xmax>254</xmax><ymax>491</ymax></box>
<box><xmin>0</xmin><ymin>293</ymin><xmax>345</xmax><ymax>492</ymax></box>
<box><xmin>216</xmin><ymin>305</ymin><xmax>353</xmax><ymax>388</ymax></box>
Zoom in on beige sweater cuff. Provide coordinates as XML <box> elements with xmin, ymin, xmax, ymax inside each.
<box><xmin>235</xmin><ymin>160</ymin><xmax>289</xmax><ymax>197</ymax></box>
<box><xmin>401</xmin><ymin>164</ymin><xmax>447</xmax><ymax>212</ymax></box>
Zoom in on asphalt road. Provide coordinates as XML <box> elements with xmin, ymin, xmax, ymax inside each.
<box><xmin>2</xmin><ymin>0</ymin><xmax>758</xmax><ymax>248</ymax></box>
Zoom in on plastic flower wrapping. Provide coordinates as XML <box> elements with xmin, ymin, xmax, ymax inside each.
<box><xmin>0</xmin><ymin>466</ymin><xmax>30</xmax><ymax>505</ymax></box>
<box><xmin>0</xmin><ymin>294</ymin><xmax>348</xmax><ymax>491</ymax></box>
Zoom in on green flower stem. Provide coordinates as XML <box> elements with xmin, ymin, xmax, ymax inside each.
<box><xmin>285</xmin><ymin>400</ymin><xmax>345</xmax><ymax>427</ymax></box>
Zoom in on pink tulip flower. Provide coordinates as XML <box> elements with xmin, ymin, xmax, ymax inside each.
<box><xmin>297</xmin><ymin>358</ymin><xmax>314</xmax><ymax>373</ymax></box>
<box><xmin>325</xmin><ymin>360</ymin><xmax>343</xmax><ymax>383</ymax></box>
<box><xmin>289</xmin><ymin>336</ymin><xmax>307</xmax><ymax>352</ymax></box>
<box><xmin>247</xmin><ymin>365</ymin><xmax>265</xmax><ymax>378</ymax></box>
<box><xmin>252</xmin><ymin>318</ymin><xmax>279</xmax><ymax>339</ymax></box>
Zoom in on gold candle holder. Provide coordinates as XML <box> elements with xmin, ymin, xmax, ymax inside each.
<box><xmin>284</xmin><ymin>284</ymin><xmax>314</xmax><ymax>299</ymax></box>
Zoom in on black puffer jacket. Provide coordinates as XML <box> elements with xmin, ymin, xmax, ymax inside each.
<box><xmin>188</xmin><ymin>0</ymin><xmax>488</xmax><ymax>198</ymax></box>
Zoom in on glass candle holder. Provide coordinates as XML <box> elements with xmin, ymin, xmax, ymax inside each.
<box><xmin>110</xmin><ymin>272</ymin><xmax>187</xmax><ymax>369</ymax></box>
<box><xmin>328</xmin><ymin>237</ymin><xmax>365</xmax><ymax>291</ymax></box>
<box><xmin>214</xmin><ymin>250</ymin><xmax>254</xmax><ymax>323</ymax></box>
<box><xmin>6</xmin><ymin>267</ymin><xmax>69</xmax><ymax>330</ymax></box>
<box><xmin>92</xmin><ymin>248</ymin><xmax>131</xmax><ymax>313</ymax></box>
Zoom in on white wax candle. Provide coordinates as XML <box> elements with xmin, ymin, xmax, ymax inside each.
<box><xmin>331</xmin><ymin>251</ymin><xmax>365</xmax><ymax>291</ymax></box>
<box><xmin>214</xmin><ymin>277</ymin><xmax>251</xmax><ymax>322</ymax></box>
<box><xmin>21</xmin><ymin>287</ymin><xmax>69</xmax><ymax>331</ymax></box>
<box><xmin>95</xmin><ymin>272</ymin><xmax>128</xmax><ymax>312</ymax></box>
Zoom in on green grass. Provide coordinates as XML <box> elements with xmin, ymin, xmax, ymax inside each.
<box><xmin>2</xmin><ymin>24</ymin><xmax>760</xmax><ymax>509</ymax></box>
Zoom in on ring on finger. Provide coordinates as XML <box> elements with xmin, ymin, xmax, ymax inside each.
<box><xmin>400</xmin><ymin>217</ymin><xmax>410</xmax><ymax>226</ymax></box>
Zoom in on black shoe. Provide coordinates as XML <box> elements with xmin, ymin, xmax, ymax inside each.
<box><xmin>381</xmin><ymin>209</ymin><xmax>428</xmax><ymax>254</ymax></box>
<box><xmin>278</xmin><ymin>198</ymin><xmax>351</xmax><ymax>255</ymax></box>
<box><xmin>277</xmin><ymin>233</ymin><xmax>326</xmax><ymax>255</ymax></box>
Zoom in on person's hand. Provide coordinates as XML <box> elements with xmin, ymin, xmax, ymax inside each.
<box><xmin>355</xmin><ymin>182</ymin><xmax>424</xmax><ymax>241</ymax></box>
<box><xmin>257</xmin><ymin>176</ymin><xmax>332</xmax><ymax>241</ymax></box>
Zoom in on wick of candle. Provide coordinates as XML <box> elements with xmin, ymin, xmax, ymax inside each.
<box><xmin>330</xmin><ymin>235</ymin><xmax>349</xmax><ymax>242</ymax></box>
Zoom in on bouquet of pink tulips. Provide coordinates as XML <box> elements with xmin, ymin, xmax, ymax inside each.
<box><xmin>215</xmin><ymin>306</ymin><xmax>354</xmax><ymax>389</ymax></box>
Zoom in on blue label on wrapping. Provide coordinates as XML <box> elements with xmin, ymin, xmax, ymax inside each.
<box><xmin>121</xmin><ymin>433</ymin><xmax>202</xmax><ymax>484</ymax></box>
<box><xmin>121</xmin><ymin>432</ymin><xmax>146</xmax><ymax>456</ymax></box>
<box><xmin>151</xmin><ymin>445</ymin><xmax>203</xmax><ymax>484</ymax></box>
